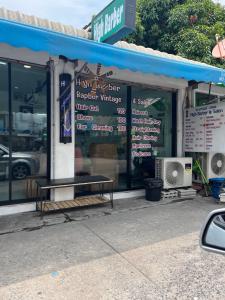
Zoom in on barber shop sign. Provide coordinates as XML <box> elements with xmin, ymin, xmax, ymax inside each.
<box><xmin>92</xmin><ymin>0</ymin><xmax>136</xmax><ymax>44</ymax></box>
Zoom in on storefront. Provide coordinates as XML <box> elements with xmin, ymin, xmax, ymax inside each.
<box><xmin>75</xmin><ymin>71</ymin><xmax>176</xmax><ymax>191</ymax></box>
<box><xmin>0</xmin><ymin>10</ymin><xmax>224</xmax><ymax>214</ymax></box>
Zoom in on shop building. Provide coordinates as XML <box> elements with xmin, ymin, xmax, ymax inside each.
<box><xmin>0</xmin><ymin>8</ymin><xmax>225</xmax><ymax>215</ymax></box>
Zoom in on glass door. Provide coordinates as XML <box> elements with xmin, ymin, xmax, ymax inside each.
<box><xmin>0</xmin><ymin>61</ymin><xmax>48</xmax><ymax>204</ymax></box>
<box><xmin>130</xmin><ymin>86</ymin><xmax>173</xmax><ymax>188</ymax></box>
<box><xmin>11</xmin><ymin>63</ymin><xmax>48</xmax><ymax>201</ymax></box>
<box><xmin>0</xmin><ymin>61</ymin><xmax>9</xmax><ymax>202</ymax></box>
<box><xmin>75</xmin><ymin>75</ymin><xmax>128</xmax><ymax>190</ymax></box>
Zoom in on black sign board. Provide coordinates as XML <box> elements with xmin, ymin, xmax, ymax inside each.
<box><xmin>59</xmin><ymin>73</ymin><xmax>72</xmax><ymax>144</ymax></box>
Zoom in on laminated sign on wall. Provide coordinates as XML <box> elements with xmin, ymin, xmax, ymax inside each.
<box><xmin>184</xmin><ymin>102</ymin><xmax>225</xmax><ymax>152</ymax></box>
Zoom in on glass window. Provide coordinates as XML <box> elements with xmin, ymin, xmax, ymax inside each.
<box><xmin>11</xmin><ymin>63</ymin><xmax>48</xmax><ymax>201</ymax></box>
<box><xmin>0</xmin><ymin>61</ymin><xmax>9</xmax><ymax>202</ymax></box>
<box><xmin>75</xmin><ymin>75</ymin><xmax>127</xmax><ymax>190</ymax></box>
<box><xmin>195</xmin><ymin>92</ymin><xmax>219</xmax><ymax>107</ymax></box>
<box><xmin>131</xmin><ymin>86</ymin><xmax>173</xmax><ymax>188</ymax></box>
<box><xmin>75</xmin><ymin>69</ymin><xmax>175</xmax><ymax>192</ymax></box>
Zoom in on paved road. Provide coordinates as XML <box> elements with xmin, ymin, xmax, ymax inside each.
<box><xmin>0</xmin><ymin>197</ymin><xmax>225</xmax><ymax>299</ymax></box>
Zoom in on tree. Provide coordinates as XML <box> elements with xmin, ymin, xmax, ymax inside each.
<box><xmin>126</xmin><ymin>0</ymin><xmax>225</xmax><ymax>67</ymax></box>
<box><xmin>127</xmin><ymin>0</ymin><xmax>181</xmax><ymax>49</ymax></box>
<box><xmin>176</xmin><ymin>29</ymin><xmax>212</xmax><ymax>64</ymax></box>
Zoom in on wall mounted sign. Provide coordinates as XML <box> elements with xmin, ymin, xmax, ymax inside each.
<box><xmin>59</xmin><ymin>73</ymin><xmax>72</xmax><ymax>144</ymax></box>
<box><xmin>92</xmin><ymin>0</ymin><xmax>136</xmax><ymax>44</ymax></box>
<box><xmin>184</xmin><ymin>102</ymin><xmax>225</xmax><ymax>152</ymax></box>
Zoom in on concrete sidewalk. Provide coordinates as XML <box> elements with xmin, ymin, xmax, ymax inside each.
<box><xmin>1</xmin><ymin>195</ymin><xmax>225</xmax><ymax>299</ymax></box>
<box><xmin>0</xmin><ymin>195</ymin><xmax>205</xmax><ymax>235</ymax></box>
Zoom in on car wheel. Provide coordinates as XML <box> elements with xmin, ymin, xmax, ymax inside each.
<box><xmin>12</xmin><ymin>163</ymin><xmax>30</xmax><ymax>180</ymax></box>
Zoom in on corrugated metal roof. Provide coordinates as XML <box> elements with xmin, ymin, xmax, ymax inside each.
<box><xmin>0</xmin><ymin>7</ymin><xmax>218</xmax><ymax>71</ymax></box>
<box><xmin>115</xmin><ymin>41</ymin><xmax>209</xmax><ymax>67</ymax></box>
<box><xmin>0</xmin><ymin>7</ymin><xmax>90</xmax><ymax>39</ymax></box>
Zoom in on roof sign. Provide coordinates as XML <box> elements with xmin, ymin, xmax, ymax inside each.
<box><xmin>92</xmin><ymin>0</ymin><xmax>136</xmax><ymax>44</ymax></box>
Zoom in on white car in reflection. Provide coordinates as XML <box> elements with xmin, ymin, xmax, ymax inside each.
<box><xmin>0</xmin><ymin>144</ymin><xmax>40</xmax><ymax>180</ymax></box>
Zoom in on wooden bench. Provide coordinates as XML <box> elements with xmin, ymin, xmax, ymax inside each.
<box><xmin>35</xmin><ymin>175</ymin><xmax>114</xmax><ymax>213</ymax></box>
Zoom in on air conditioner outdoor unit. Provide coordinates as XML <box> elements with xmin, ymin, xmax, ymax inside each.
<box><xmin>206</xmin><ymin>153</ymin><xmax>225</xmax><ymax>179</ymax></box>
<box><xmin>155</xmin><ymin>157</ymin><xmax>193</xmax><ymax>189</ymax></box>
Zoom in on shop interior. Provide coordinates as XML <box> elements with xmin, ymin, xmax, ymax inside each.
<box><xmin>0</xmin><ymin>61</ymin><xmax>48</xmax><ymax>203</ymax></box>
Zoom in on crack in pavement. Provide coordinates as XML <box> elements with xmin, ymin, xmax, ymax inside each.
<box><xmin>0</xmin><ymin>197</ymin><xmax>195</xmax><ymax>237</ymax></box>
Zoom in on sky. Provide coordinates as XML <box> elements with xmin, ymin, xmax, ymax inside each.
<box><xmin>0</xmin><ymin>0</ymin><xmax>110</xmax><ymax>28</ymax></box>
<box><xmin>0</xmin><ymin>0</ymin><xmax>224</xmax><ymax>29</ymax></box>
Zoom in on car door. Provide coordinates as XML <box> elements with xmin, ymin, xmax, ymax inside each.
<box><xmin>0</xmin><ymin>147</ymin><xmax>9</xmax><ymax>179</ymax></box>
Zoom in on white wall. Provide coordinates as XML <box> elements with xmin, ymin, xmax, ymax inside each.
<box><xmin>0</xmin><ymin>43</ymin><xmax>51</xmax><ymax>65</ymax></box>
<box><xmin>76</xmin><ymin>61</ymin><xmax>188</xmax><ymax>90</ymax></box>
<box><xmin>196</xmin><ymin>83</ymin><xmax>225</xmax><ymax>95</ymax></box>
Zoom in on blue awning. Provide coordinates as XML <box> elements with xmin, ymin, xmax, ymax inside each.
<box><xmin>0</xmin><ymin>18</ymin><xmax>225</xmax><ymax>84</ymax></box>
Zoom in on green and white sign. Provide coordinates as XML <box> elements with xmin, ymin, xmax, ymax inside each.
<box><xmin>92</xmin><ymin>0</ymin><xmax>136</xmax><ymax>44</ymax></box>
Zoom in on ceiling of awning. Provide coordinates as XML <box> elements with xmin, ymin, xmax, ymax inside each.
<box><xmin>0</xmin><ymin>18</ymin><xmax>225</xmax><ymax>84</ymax></box>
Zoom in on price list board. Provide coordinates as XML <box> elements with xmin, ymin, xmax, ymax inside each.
<box><xmin>75</xmin><ymin>76</ymin><xmax>127</xmax><ymax>136</ymax></box>
<box><xmin>131</xmin><ymin>97</ymin><xmax>162</xmax><ymax>158</ymax></box>
<box><xmin>184</xmin><ymin>103</ymin><xmax>225</xmax><ymax>152</ymax></box>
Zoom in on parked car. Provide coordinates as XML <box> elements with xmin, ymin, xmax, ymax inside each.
<box><xmin>200</xmin><ymin>208</ymin><xmax>225</xmax><ymax>255</ymax></box>
<box><xmin>0</xmin><ymin>144</ymin><xmax>39</xmax><ymax>180</ymax></box>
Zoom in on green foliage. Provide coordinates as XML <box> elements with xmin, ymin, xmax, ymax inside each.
<box><xmin>126</xmin><ymin>0</ymin><xmax>225</xmax><ymax>67</ymax></box>
<box><xmin>127</xmin><ymin>0</ymin><xmax>178</xmax><ymax>48</ymax></box>
<box><xmin>176</xmin><ymin>29</ymin><xmax>212</xmax><ymax>63</ymax></box>
<box><xmin>126</xmin><ymin>12</ymin><xmax>144</xmax><ymax>45</ymax></box>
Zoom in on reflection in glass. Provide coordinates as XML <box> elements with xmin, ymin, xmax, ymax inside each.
<box><xmin>205</xmin><ymin>214</ymin><xmax>225</xmax><ymax>250</ymax></box>
<box><xmin>11</xmin><ymin>63</ymin><xmax>47</xmax><ymax>201</ymax></box>
<box><xmin>75</xmin><ymin>74</ymin><xmax>127</xmax><ymax>191</ymax></box>
<box><xmin>195</xmin><ymin>92</ymin><xmax>219</xmax><ymax>107</ymax></box>
<box><xmin>0</xmin><ymin>62</ymin><xmax>9</xmax><ymax>201</ymax></box>
<box><xmin>131</xmin><ymin>87</ymin><xmax>173</xmax><ymax>188</ymax></box>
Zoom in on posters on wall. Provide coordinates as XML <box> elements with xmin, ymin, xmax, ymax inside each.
<box><xmin>184</xmin><ymin>102</ymin><xmax>225</xmax><ymax>152</ymax></box>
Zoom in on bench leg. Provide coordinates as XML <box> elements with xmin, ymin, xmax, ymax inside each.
<box><xmin>36</xmin><ymin>185</ymin><xmax>39</xmax><ymax>211</ymax></box>
<box><xmin>110</xmin><ymin>183</ymin><xmax>114</xmax><ymax>209</ymax></box>
<box><xmin>40</xmin><ymin>190</ymin><xmax>44</xmax><ymax>213</ymax></box>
